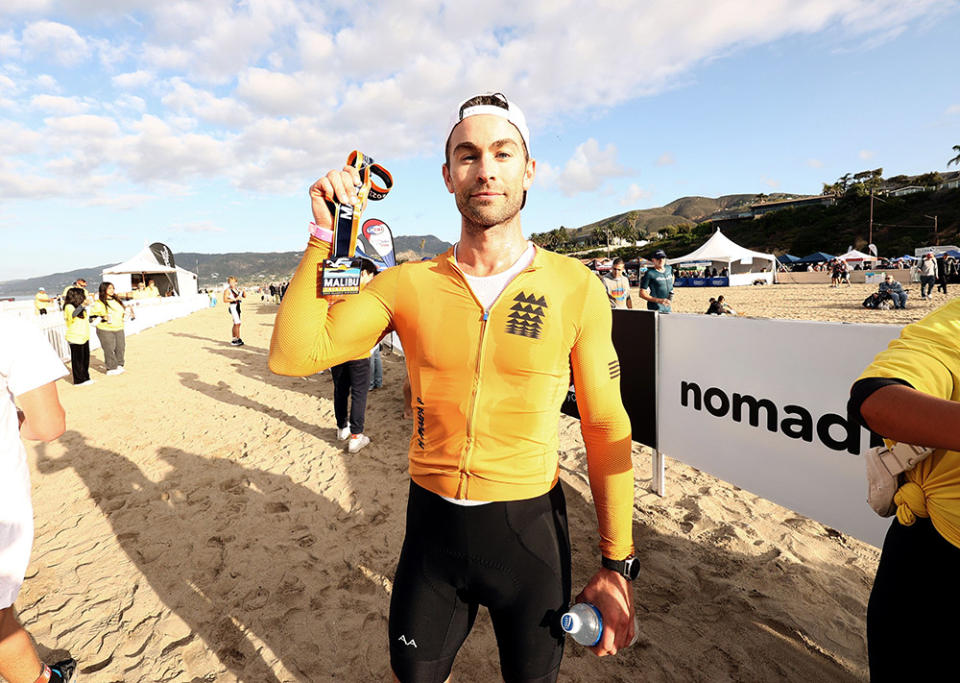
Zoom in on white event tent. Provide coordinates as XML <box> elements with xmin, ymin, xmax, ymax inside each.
<box><xmin>102</xmin><ymin>245</ymin><xmax>198</xmax><ymax>295</ymax></box>
<box><xmin>667</xmin><ymin>229</ymin><xmax>777</xmax><ymax>285</ymax></box>
<box><xmin>835</xmin><ymin>248</ymin><xmax>878</xmax><ymax>263</ymax></box>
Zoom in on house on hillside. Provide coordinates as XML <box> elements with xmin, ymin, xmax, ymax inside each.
<box><xmin>889</xmin><ymin>185</ymin><xmax>926</xmax><ymax>197</ymax></box>
<box><xmin>938</xmin><ymin>171</ymin><xmax>960</xmax><ymax>190</ymax></box>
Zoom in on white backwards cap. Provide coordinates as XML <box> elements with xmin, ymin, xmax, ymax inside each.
<box><xmin>447</xmin><ymin>92</ymin><xmax>531</xmax><ymax>156</ymax></box>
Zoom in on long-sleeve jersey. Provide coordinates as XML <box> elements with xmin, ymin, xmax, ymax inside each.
<box><xmin>270</xmin><ymin>237</ymin><xmax>635</xmax><ymax>560</ymax></box>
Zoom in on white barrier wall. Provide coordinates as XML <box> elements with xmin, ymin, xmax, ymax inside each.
<box><xmin>657</xmin><ymin>314</ymin><xmax>901</xmax><ymax>547</ymax></box>
<box><xmin>2</xmin><ymin>295</ymin><xmax>209</xmax><ymax>362</ymax></box>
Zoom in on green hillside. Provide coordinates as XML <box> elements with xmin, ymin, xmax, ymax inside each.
<box><xmin>657</xmin><ymin>188</ymin><xmax>960</xmax><ymax>260</ymax></box>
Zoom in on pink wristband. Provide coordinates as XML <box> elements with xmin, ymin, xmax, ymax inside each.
<box><xmin>309</xmin><ymin>222</ymin><xmax>333</xmax><ymax>244</ymax></box>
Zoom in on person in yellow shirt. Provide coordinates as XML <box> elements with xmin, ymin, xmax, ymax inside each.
<box><xmin>270</xmin><ymin>93</ymin><xmax>636</xmax><ymax>682</ymax></box>
<box><xmin>146</xmin><ymin>279</ymin><xmax>160</xmax><ymax>298</ymax></box>
<box><xmin>849</xmin><ymin>298</ymin><xmax>960</xmax><ymax>680</ymax></box>
<box><xmin>60</xmin><ymin>278</ymin><xmax>89</xmax><ymax>303</ymax></box>
<box><xmin>89</xmin><ymin>282</ymin><xmax>134</xmax><ymax>376</ymax></box>
<box><xmin>33</xmin><ymin>288</ymin><xmax>54</xmax><ymax>316</ymax></box>
<box><xmin>62</xmin><ymin>287</ymin><xmax>93</xmax><ymax>386</ymax></box>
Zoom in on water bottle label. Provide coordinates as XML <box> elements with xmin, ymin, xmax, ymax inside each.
<box><xmin>560</xmin><ymin>614</ymin><xmax>574</xmax><ymax>632</ymax></box>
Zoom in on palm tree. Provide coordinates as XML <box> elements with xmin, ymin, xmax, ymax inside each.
<box><xmin>949</xmin><ymin>145</ymin><xmax>960</xmax><ymax>167</ymax></box>
<box><xmin>593</xmin><ymin>225</ymin><xmax>610</xmax><ymax>252</ymax></box>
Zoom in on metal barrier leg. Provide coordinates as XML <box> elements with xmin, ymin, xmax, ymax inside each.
<box><xmin>651</xmin><ymin>448</ymin><xmax>665</xmax><ymax>497</ymax></box>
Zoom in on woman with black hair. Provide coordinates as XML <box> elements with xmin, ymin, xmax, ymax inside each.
<box><xmin>62</xmin><ymin>287</ymin><xmax>93</xmax><ymax>386</ymax></box>
<box><xmin>89</xmin><ymin>282</ymin><xmax>134</xmax><ymax>375</ymax></box>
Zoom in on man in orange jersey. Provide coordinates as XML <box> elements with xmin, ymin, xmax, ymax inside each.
<box><xmin>270</xmin><ymin>93</ymin><xmax>636</xmax><ymax>682</ymax></box>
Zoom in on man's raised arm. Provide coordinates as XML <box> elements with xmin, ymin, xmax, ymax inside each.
<box><xmin>269</xmin><ymin>166</ymin><xmax>394</xmax><ymax>376</ymax></box>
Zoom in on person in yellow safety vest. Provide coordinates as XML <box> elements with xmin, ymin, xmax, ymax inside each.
<box><xmin>33</xmin><ymin>288</ymin><xmax>54</xmax><ymax>316</ymax></box>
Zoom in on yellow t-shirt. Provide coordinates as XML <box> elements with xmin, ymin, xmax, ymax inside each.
<box><xmin>270</xmin><ymin>240</ymin><xmax>635</xmax><ymax>560</ymax></box>
<box><xmin>146</xmin><ymin>286</ymin><xmax>160</xmax><ymax>298</ymax></box>
<box><xmin>34</xmin><ymin>292</ymin><xmax>52</xmax><ymax>312</ymax></box>
<box><xmin>63</xmin><ymin>304</ymin><xmax>90</xmax><ymax>344</ymax></box>
<box><xmin>856</xmin><ymin>298</ymin><xmax>960</xmax><ymax>546</ymax></box>
<box><xmin>89</xmin><ymin>299</ymin><xmax>127</xmax><ymax>331</ymax></box>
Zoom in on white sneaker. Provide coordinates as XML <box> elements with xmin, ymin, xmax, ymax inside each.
<box><xmin>106</xmin><ymin>368</ymin><xmax>123</xmax><ymax>376</ymax></box>
<box><xmin>337</xmin><ymin>426</ymin><xmax>351</xmax><ymax>441</ymax></box>
<box><xmin>348</xmin><ymin>434</ymin><xmax>370</xmax><ymax>453</ymax></box>
<box><xmin>76</xmin><ymin>380</ymin><xmax>96</xmax><ymax>386</ymax></box>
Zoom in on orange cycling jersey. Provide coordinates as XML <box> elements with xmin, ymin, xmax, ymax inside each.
<box><xmin>270</xmin><ymin>237</ymin><xmax>635</xmax><ymax>559</ymax></box>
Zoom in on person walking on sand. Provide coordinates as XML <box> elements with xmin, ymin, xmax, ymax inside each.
<box><xmin>223</xmin><ymin>277</ymin><xmax>246</xmax><ymax>346</ymax></box>
<box><xmin>0</xmin><ymin>318</ymin><xmax>78</xmax><ymax>683</ymax></box>
<box><xmin>270</xmin><ymin>92</ymin><xmax>637</xmax><ymax>682</ymax></box>
<box><xmin>90</xmin><ymin>282</ymin><xmax>134</xmax><ymax>375</ymax></box>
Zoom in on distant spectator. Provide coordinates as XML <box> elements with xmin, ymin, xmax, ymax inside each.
<box><xmin>603</xmin><ymin>258</ymin><xmax>634</xmax><ymax>309</ymax></box>
<box><xmin>146</xmin><ymin>279</ymin><xmax>161</xmax><ymax>298</ymax></box>
<box><xmin>717</xmin><ymin>295</ymin><xmax>738</xmax><ymax>315</ymax></box>
<box><xmin>61</xmin><ymin>278</ymin><xmax>90</xmax><ymax>302</ymax></box>
<box><xmin>936</xmin><ymin>254</ymin><xmax>948</xmax><ymax>295</ymax></box>
<box><xmin>878</xmin><ymin>274</ymin><xmax>908</xmax><ymax>309</ymax></box>
<box><xmin>90</xmin><ymin>282</ymin><xmax>135</xmax><ymax>375</ymax></box>
<box><xmin>63</xmin><ymin>288</ymin><xmax>93</xmax><ymax>386</ymax></box>
<box><xmin>920</xmin><ymin>253</ymin><xmax>937</xmax><ymax>300</ymax></box>
<box><xmin>0</xmin><ymin>318</ymin><xmax>78</xmax><ymax>683</ymax></box>
<box><xmin>223</xmin><ymin>277</ymin><xmax>246</xmax><ymax>346</ymax></box>
<box><xmin>639</xmin><ymin>249</ymin><xmax>674</xmax><ymax>312</ymax></box>
<box><xmin>33</xmin><ymin>288</ymin><xmax>53</xmax><ymax>316</ymax></box>
<box><xmin>705</xmin><ymin>297</ymin><xmax>723</xmax><ymax>315</ymax></box>
<box><xmin>330</xmin><ymin>260</ymin><xmax>378</xmax><ymax>454</ymax></box>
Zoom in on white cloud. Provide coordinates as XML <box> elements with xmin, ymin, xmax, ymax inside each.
<box><xmin>30</xmin><ymin>94</ymin><xmax>89</xmax><ymax>114</ymax></box>
<box><xmin>34</xmin><ymin>74</ymin><xmax>58</xmax><ymax>91</ymax></box>
<box><xmin>859</xmin><ymin>149</ymin><xmax>875</xmax><ymax>160</ymax></box>
<box><xmin>946</xmin><ymin>104</ymin><xmax>960</xmax><ymax>115</ymax></box>
<box><xmin>162</xmin><ymin>78</ymin><xmax>252</xmax><ymax>128</ymax></box>
<box><xmin>538</xmin><ymin>139</ymin><xmax>632</xmax><ymax>197</ymax></box>
<box><xmin>763</xmin><ymin>176</ymin><xmax>781</xmax><ymax>189</ymax></box>
<box><xmin>806</xmin><ymin>158</ymin><xmax>824</xmax><ymax>168</ymax></box>
<box><xmin>0</xmin><ymin>32</ymin><xmax>20</xmax><ymax>59</ymax></box>
<box><xmin>112</xmin><ymin>70</ymin><xmax>154</xmax><ymax>89</ymax></box>
<box><xmin>21</xmin><ymin>21</ymin><xmax>90</xmax><ymax>66</ymax></box>
<box><xmin>621</xmin><ymin>184</ymin><xmax>653</xmax><ymax>206</ymax></box>
<box><xmin>0</xmin><ymin>0</ymin><xmax>949</xmax><ymax>201</ymax></box>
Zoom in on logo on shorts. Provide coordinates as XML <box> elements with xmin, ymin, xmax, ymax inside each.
<box><xmin>506</xmin><ymin>292</ymin><xmax>547</xmax><ymax>340</ymax></box>
<box><xmin>398</xmin><ymin>635</ymin><xmax>418</xmax><ymax>648</ymax></box>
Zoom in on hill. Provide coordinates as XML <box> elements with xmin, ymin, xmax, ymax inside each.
<box><xmin>569</xmin><ymin>194</ymin><xmax>793</xmax><ymax>240</ymax></box>
<box><xmin>645</xmin><ymin>187</ymin><xmax>960</xmax><ymax>260</ymax></box>
<box><xmin>0</xmin><ymin>234</ymin><xmax>452</xmax><ymax>297</ymax></box>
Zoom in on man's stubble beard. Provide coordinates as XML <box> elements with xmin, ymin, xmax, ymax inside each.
<box><xmin>454</xmin><ymin>185</ymin><xmax>524</xmax><ymax>234</ymax></box>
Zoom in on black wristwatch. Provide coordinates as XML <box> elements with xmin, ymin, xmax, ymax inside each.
<box><xmin>602</xmin><ymin>555</ymin><xmax>640</xmax><ymax>581</ymax></box>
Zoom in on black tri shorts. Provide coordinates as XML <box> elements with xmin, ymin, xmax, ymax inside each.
<box><xmin>389</xmin><ymin>481</ymin><xmax>572</xmax><ymax>683</ymax></box>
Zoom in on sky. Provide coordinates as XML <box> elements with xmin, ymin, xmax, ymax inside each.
<box><xmin>1</xmin><ymin>0</ymin><xmax>959</xmax><ymax>279</ymax></box>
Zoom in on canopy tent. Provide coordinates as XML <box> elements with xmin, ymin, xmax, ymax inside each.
<box><xmin>102</xmin><ymin>245</ymin><xmax>196</xmax><ymax>295</ymax></box>
<box><xmin>796</xmin><ymin>252</ymin><xmax>835</xmax><ymax>264</ymax></box>
<box><xmin>667</xmin><ymin>229</ymin><xmax>777</xmax><ymax>286</ymax></box>
<box><xmin>835</xmin><ymin>248</ymin><xmax>878</xmax><ymax>262</ymax></box>
<box><xmin>777</xmin><ymin>253</ymin><xmax>801</xmax><ymax>264</ymax></box>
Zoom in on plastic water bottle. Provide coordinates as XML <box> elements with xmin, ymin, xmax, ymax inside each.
<box><xmin>560</xmin><ymin>603</ymin><xmax>603</xmax><ymax>646</ymax></box>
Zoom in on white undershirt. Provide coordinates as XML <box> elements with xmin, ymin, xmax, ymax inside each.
<box><xmin>441</xmin><ymin>241</ymin><xmax>536</xmax><ymax>506</ymax></box>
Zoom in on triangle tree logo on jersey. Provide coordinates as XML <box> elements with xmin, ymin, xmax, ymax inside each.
<box><xmin>506</xmin><ymin>292</ymin><xmax>547</xmax><ymax>339</ymax></box>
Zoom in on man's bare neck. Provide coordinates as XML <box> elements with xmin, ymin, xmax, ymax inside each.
<box><xmin>456</xmin><ymin>218</ymin><xmax>529</xmax><ymax>277</ymax></box>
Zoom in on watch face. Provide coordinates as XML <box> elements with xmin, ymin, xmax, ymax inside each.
<box><xmin>625</xmin><ymin>557</ymin><xmax>641</xmax><ymax>580</ymax></box>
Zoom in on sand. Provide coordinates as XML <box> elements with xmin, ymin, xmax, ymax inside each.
<box><xmin>18</xmin><ymin>281</ymin><xmax>939</xmax><ymax>681</ymax></box>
